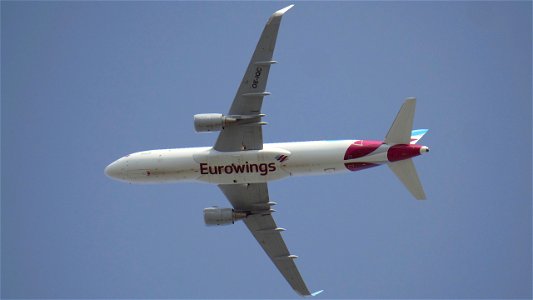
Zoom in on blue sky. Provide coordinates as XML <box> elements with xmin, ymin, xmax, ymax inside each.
<box><xmin>2</xmin><ymin>2</ymin><xmax>531</xmax><ymax>299</ymax></box>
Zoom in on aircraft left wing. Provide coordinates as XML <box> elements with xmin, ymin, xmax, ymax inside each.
<box><xmin>218</xmin><ymin>183</ymin><xmax>320</xmax><ymax>296</ymax></box>
<box><xmin>214</xmin><ymin>5</ymin><xmax>293</xmax><ymax>152</ymax></box>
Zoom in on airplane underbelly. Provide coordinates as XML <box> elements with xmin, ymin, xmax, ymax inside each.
<box><xmin>124</xmin><ymin>149</ymin><xmax>201</xmax><ymax>183</ymax></box>
<box><xmin>283</xmin><ymin>162</ymin><xmax>349</xmax><ymax>176</ymax></box>
<box><xmin>193</xmin><ymin>148</ymin><xmax>291</xmax><ymax>184</ymax></box>
<box><xmin>270</xmin><ymin>140</ymin><xmax>388</xmax><ymax>176</ymax></box>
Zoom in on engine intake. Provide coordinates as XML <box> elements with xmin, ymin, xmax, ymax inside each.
<box><xmin>203</xmin><ymin>207</ymin><xmax>247</xmax><ymax>226</ymax></box>
<box><xmin>194</xmin><ymin>113</ymin><xmax>236</xmax><ymax>132</ymax></box>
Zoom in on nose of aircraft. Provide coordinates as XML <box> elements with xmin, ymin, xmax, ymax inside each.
<box><xmin>105</xmin><ymin>160</ymin><xmax>123</xmax><ymax>179</ymax></box>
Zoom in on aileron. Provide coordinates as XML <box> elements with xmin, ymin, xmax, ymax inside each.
<box><xmin>105</xmin><ymin>4</ymin><xmax>430</xmax><ymax>297</ymax></box>
<box><xmin>219</xmin><ymin>183</ymin><xmax>315</xmax><ymax>296</ymax></box>
<box><xmin>214</xmin><ymin>5</ymin><xmax>292</xmax><ymax>152</ymax></box>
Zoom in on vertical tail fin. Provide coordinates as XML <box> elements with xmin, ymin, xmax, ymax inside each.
<box><xmin>410</xmin><ymin>129</ymin><xmax>429</xmax><ymax>144</ymax></box>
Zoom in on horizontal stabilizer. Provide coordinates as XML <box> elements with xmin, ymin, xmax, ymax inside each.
<box><xmin>385</xmin><ymin>98</ymin><xmax>416</xmax><ymax>145</ymax></box>
<box><xmin>388</xmin><ymin>159</ymin><xmax>426</xmax><ymax>200</ymax></box>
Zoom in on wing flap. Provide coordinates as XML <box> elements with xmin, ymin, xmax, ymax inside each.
<box><xmin>214</xmin><ymin>5</ymin><xmax>293</xmax><ymax>152</ymax></box>
<box><xmin>218</xmin><ymin>183</ymin><xmax>314</xmax><ymax>296</ymax></box>
<box><xmin>244</xmin><ymin>214</ymin><xmax>311</xmax><ymax>296</ymax></box>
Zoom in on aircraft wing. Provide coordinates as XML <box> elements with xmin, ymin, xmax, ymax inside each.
<box><xmin>214</xmin><ymin>5</ymin><xmax>293</xmax><ymax>152</ymax></box>
<box><xmin>218</xmin><ymin>183</ymin><xmax>318</xmax><ymax>296</ymax></box>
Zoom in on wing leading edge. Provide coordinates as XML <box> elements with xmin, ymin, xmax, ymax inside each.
<box><xmin>214</xmin><ymin>5</ymin><xmax>293</xmax><ymax>152</ymax></box>
<box><xmin>213</xmin><ymin>5</ymin><xmax>322</xmax><ymax>297</ymax></box>
<box><xmin>218</xmin><ymin>183</ymin><xmax>320</xmax><ymax>296</ymax></box>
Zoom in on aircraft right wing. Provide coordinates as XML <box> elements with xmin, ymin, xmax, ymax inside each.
<box><xmin>218</xmin><ymin>183</ymin><xmax>322</xmax><ymax>297</ymax></box>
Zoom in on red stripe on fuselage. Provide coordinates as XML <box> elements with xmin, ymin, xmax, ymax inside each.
<box><xmin>344</xmin><ymin>162</ymin><xmax>379</xmax><ymax>171</ymax></box>
<box><xmin>344</xmin><ymin>140</ymin><xmax>382</xmax><ymax>160</ymax></box>
<box><xmin>387</xmin><ymin>144</ymin><xmax>422</xmax><ymax>162</ymax></box>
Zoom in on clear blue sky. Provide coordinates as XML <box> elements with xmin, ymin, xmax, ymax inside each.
<box><xmin>2</xmin><ymin>2</ymin><xmax>531</xmax><ymax>299</ymax></box>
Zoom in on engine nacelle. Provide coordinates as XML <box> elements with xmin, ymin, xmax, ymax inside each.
<box><xmin>203</xmin><ymin>207</ymin><xmax>247</xmax><ymax>226</ymax></box>
<box><xmin>193</xmin><ymin>113</ymin><xmax>236</xmax><ymax>132</ymax></box>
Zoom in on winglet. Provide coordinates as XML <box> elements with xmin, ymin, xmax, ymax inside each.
<box><xmin>274</xmin><ymin>4</ymin><xmax>294</xmax><ymax>17</ymax></box>
<box><xmin>310</xmin><ymin>290</ymin><xmax>324</xmax><ymax>297</ymax></box>
<box><xmin>267</xmin><ymin>4</ymin><xmax>294</xmax><ymax>25</ymax></box>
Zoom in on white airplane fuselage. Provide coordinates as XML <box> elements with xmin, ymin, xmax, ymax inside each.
<box><xmin>103</xmin><ymin>5</ymin><xmax>432</xmax><ymax>296</ymax></box>
<box><xmin>105</xmin><ymin>140</ymin><xmax>428</xmax><ymax>184</ymax></box>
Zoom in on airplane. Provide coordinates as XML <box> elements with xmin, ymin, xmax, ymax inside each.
<box><xmin>105</xmin><ymin>4</ymin><xmax>429</xmax><ymax>297</ymax></box>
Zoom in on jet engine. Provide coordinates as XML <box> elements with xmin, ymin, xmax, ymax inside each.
<box><xmin>193</xmin><ymin>114</ymin><xmax>236</xmax><ymax>132</ymax></box>
<box><xmin>203</xmin><ymin>207</ymin><xmax>247</xmax><ymax>226</ymax></box>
